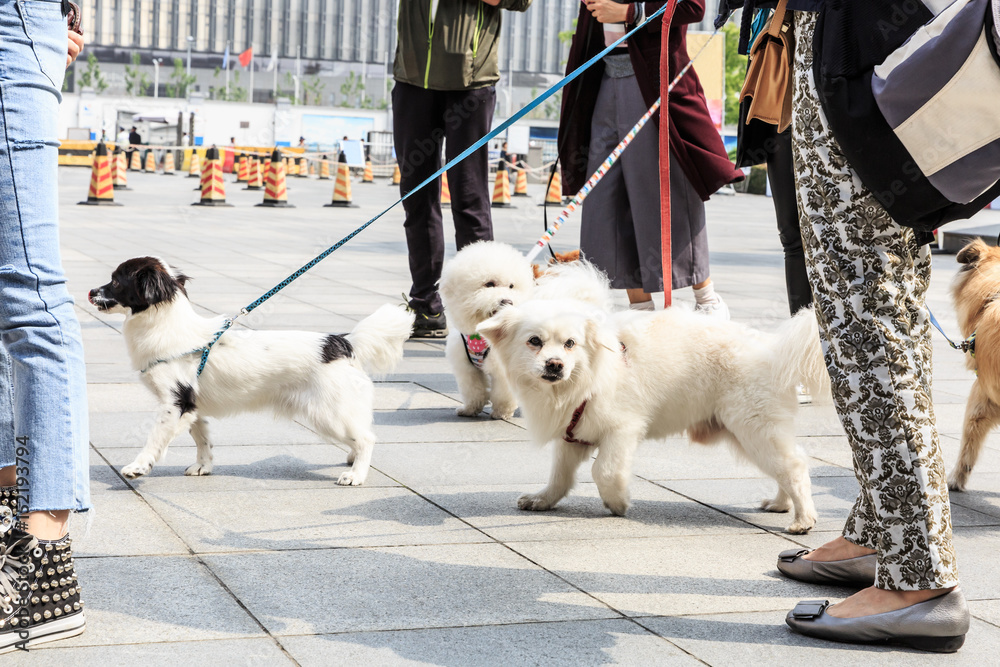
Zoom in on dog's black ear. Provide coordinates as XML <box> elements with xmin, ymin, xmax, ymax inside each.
<box><xmin>479</xmin><ymin>307</ymin><xmax>517</xmax><ymax>345</ymax></box>
<box><xmin>139</xmin><ymin>266</ymin><xmax>179</xmax><ymax>305</ymax></box>
<box><xmin>957</xmin><ymin>240</ymin><xmax>988</xmax><ymax>265</ymax></box>
<box><xmin>174</xmin><ymin>271</ymin><xmax>191</xmax><ymax>295</ymax></box>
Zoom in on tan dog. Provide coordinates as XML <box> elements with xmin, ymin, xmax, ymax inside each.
<box><xmin>531</xmin><ymin>249</ymin><xmax>581</xmax><ymax>279</ymax></box>
<box><xmin>948</xmin><ymin>239</ymin><xmax>1000</xmax><ymax>491</ymax></box>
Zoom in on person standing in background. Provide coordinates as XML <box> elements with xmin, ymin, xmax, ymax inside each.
<box><xmin>559</xmin><ymin>0</ymin><xmax>742</xmax><ymax>315</ymax></box>
<box><xmin>392</xmin><ymin>0</ymin><xmax>532</xmax><ymax>337</ymax></box>
<box><xmin>116</xmin><ymin>125</ymin><xmax>129</xmax><ymax>150</ymax></box>
<box><xmin>127</xmin><ymin>125</ymin><xmax>141</xmax><ymax>169</ymax></box>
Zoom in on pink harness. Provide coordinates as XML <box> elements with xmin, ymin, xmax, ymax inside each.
<box><xmin>461</xmin><ymin>333</ymin><xmax>490</xmax><ymax>369</ymax></box>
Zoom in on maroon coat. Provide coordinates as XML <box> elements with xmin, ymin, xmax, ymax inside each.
<box><xmin>558</xmin><ymin>0</ymin><xmax>742</xmax><ymax>201</ymax></box>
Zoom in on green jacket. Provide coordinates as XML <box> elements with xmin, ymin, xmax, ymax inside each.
<box><xmin>394</xmin><ymin>0</ymin><xmax>533</xmax><ymax>91</ymax></box>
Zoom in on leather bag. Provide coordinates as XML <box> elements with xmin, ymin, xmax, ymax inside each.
<box><xmin>739</xmin><ymin>0</ymin><xmax>794</xmax><ymax>132</ymax></box>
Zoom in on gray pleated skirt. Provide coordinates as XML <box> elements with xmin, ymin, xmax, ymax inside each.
<box><xmin>580</xmin><ymin>67</ymin><xmax>710</xmax><ymax>292</ymax></box>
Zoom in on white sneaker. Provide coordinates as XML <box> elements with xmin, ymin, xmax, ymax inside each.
<box><xmin>694</xmin><ymin>295</ymin><xmax>730</xmax><ymax>320</ymax></box>
<box><xmin>797</xmin><ymin>384</ymin><xmax>813</xmax><ymax>405</ymax></box>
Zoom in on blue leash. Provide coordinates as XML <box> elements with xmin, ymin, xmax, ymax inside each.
<box><xmin>929</xmin><ymin>309</ymin><xmax>976</xmax><ymax>356</ymax></box>
<box><xmin>188</xmin><ymin>3</ymin><xmax>678</xmax><ymax>376</ymax></box>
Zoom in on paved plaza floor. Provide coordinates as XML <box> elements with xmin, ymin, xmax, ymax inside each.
<box><xmin>10</xmin><ymin>166</ymin><xmax>1000</xmax><ymax>665</ymax></box>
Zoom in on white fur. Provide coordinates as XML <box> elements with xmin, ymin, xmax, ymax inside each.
<box><xmin>439</xmin><ymin>242</ymin><xmax>536</xmax><ymax>419</ymax></box>
<box><xmin>479</xmin><ymin>301</ymin><xmax>830</xmax><ymax>534</ymax></box>
<box><xmin>439</xmin><ymin>241</ymin><xmax>615</xmax><ymax>420</ymax></box>
<box><xmin>532</xmin><ymin>259</ymin><xmax>615</xmax><ymax>311</ymax></box>
<box><xmin>101</xmin><ymin>263</ymin><xmax>413</xmax><ymax>486</ymax></box>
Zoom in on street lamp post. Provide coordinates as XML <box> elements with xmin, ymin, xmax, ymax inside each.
<box><xmin>153</xmin><ymin>58</ymin><xmax>162</xmax><ymax>98</ymax></box>
<box><xmin>186</xmin><ymin>35</ymin><xmax>194</xmax><ymax>78</ymax></box>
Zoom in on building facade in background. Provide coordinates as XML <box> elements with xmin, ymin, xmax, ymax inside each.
<box><xmin>78</xmin><ymin>0</ymin><xmax>663</xmax><ymax>108</ymax></box>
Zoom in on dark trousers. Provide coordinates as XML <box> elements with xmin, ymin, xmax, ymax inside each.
<box><xmin>392</xmin><ymin>81</ymin><xmax>495</xmax><ymax>314</ymax></box>
<box><xmin>766</xmin><ymin>128</ymin><xmax>812</xmax><ymax>314</ymax></box>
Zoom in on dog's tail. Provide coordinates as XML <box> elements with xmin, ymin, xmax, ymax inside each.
<box><xmin>769</xmin><ymin>308</ymin><xmax>832</xmax><ymax>402</ymax></box>
<box><xmin>347</xmin><ymin>304</ymin><xmax>415</xmax><ymax>376</ymax></box>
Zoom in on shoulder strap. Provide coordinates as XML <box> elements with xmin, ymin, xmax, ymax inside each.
<box><xmin>768</xmin><ymin>0</ymin><xmax>790</xmax><ymax>38</ymax></box>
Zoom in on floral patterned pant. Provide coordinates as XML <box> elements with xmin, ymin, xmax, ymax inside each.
<box><xmin>791</xmin><ymin>12</ymin><xmax>959</xmax><ymax>591</ymax></box>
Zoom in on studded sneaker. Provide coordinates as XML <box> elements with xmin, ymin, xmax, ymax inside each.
<box><xmin>0</xmin><ymin>487</ymin><xmax>16</xmax><ymax>513</ymax></box>
<box><xmin>0</xmin><ymin>507</ymin><xmax>86</xmax><ymax>654</ymax></box>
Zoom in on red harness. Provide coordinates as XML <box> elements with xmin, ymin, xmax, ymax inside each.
<box><xmin>563</xmin><ymin>400</ymin><xmax>595</xmax><ymax>447</ymax></box>
<box><xmin>563</xmin><ymin>343</ymin><xmax>629</xmax><ymax>447</ymax></box>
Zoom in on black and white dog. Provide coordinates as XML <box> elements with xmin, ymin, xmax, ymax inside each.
<box><xmin>89</xmin><ymin>257</ymin><xmax>414</xmax><ymax>485</ymax></box>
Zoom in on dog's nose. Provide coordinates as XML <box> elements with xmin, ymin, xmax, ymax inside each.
<box><xmin>544</xmin><ymin>359</ymin><xmax>563</xmax><ymax>374</ymax></box>
<box><xmin>499</xmin><ymin>299</ymin><xmax>513</xmax><ymax>307</ymax></box>
<box><xmin>88</xmin><ymin>288</ymin><xmax>98</xmax><ymax>304</ymax></box>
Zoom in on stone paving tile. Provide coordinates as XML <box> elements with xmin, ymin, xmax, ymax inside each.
<box><xmin>662</xmin><ymin>476</ymin><xmax>1000</xmax><ymax>535</ymax></box>
<box><xmin>370</xmin><ymin>439</ymin><xmax>556</xmax><ymax>488</ymax></box>
<box><xmin>422</xmin><ymin>479</ymin><xmax>759</xmax><ymax>543</ymax></box>
<box><xmin>641</xmin><ymin>611</ymin><xmax>1000</xmax><ymax>666</ymax></box>
<box><xmin>632</xmin><ymin>435</ymin><xmax>853</xmax><ymax>481</ymax></box>
<box><xmin>372</xmin><ymin>381</ymin><xmax>462</xmax><ymax>411</ymax></box>
<box><xmin>949</xmin><ymin>477</ymin><xmax>1000</xmax><ymax>519</ymax></box>
<box><xmin>202</xmin><ymin>544</ymin><xmax>613</xmax><ymax>636</ymax></box>
<box><xmin>87</xmin><ymin>382</ymin><xmax>157</xmax><ymax>412</ymax></box>
<box><xmin>6</xmin><ymin>638</ymin><xmax>292</xmax><ymax>665</ymax></box>
<box><xmin>97</xmin><ymin>442</ymin><xmax>399</xmax><ymax>491</ymax></box>
<box><xmin>90</xmin><ymin>411</ymin><xmax>327</xmax><ymax>450</ymax></box>
<box><xmin>73</xmin><ymin>455</ymin><xmax>189</xmax><ymax>557</ymax></box>
<box><xmin>57</xmin><ymin>556</ymin><xmax>265</xmax><ymax>648</ymax></box>
<box><xmin>507</xmin><ymin>533</ymin><xmax>848</xmax><ymax>618</ymax></box>
<box><xmin>792</xmin><ymin>404</ymin><xmax>848</xmax><ymax>438</ymax></box>
<box><xmin>280</xmin><ymin>619</ymin><xmax>701</xmax><ymax>666</ymax></box>
<box><xmin>142</xmin><ymin>486</ymin><xmax>487</xmax><ymax>552</ymax></box>
<box><xmin>372</xmin><ymin>408</ymin><xmax>528</xmax><ymax>443</ymax></box>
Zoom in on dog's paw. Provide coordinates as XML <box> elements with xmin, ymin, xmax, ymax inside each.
<box><xmin>456</xmin><ymin>404</ymin><xmax>484</xmax><ymax>418</ymax></box>
<box><xmin>517</xmin><ymin>493</ymin><xmax>556</xmax><ymax>512</ymax></box>
<box><xmin>121</xmin><ymin>461</ymin><xmax>151</xmax><ymax>479</ymax></box>
<box><xmin>184</xmin><ymin>463</ymin><xmax>213</xmax><ymax>476</ymax></box>
<box><xmin>489</xmin><ymin>404</ymin><xmax>516</xmax><ymax>420</ymax></box>
<box><xmin>603</xmin><ymin>498</ymin><xmax>630</xmax><ymax>517</ymax></box>
<box><xmin>337</xmin><ymin>470</ymin><xmax>366</xmax><ymax>486</ymax></box>
<box><xmin>785</xmin><ymin>514</ymin><xmax>817</xmax><ymax>535</ymax></box>
<box><xmin>947</xmin><ymin>471</ymin><xmax>968</xmax><ymax>493</ymax></box>
<box><xmin>761</xmin><ymin>497</ymin><xmax>792</xmax><ymax>513</ymax></box>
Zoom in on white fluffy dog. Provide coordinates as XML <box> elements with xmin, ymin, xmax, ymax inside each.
<box><xmin>478</xmin><ymin>300</ymin><xmax>830</xmax><ymax>534</ymax></box>
<box><xmin>89</xmin><ymin>257</ymin><xmax>414</xmax><ymax>485</ymax></box>
<box><xmin>438</xmin><ymin>241</ymin><xmax>536</xmax><ymax>419</ymax></box>
<box><xmin>439</xmin><ymin>241</ymin><xmax>613</xmax><ymax>419</ymax></box>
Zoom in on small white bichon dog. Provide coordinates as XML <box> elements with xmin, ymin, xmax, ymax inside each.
<box><xmin>439</xmin><ymin>242</ymin><xmax>616</xmax><ymax>420</ymax></box>
<box><xmin>439</xmin><ymin>241</ymin><xmax>535</xmax><ymax>420</ymax></box>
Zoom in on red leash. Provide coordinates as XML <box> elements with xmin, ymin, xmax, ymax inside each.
<box><xmin>659</xmin><ymin>0</ymin><xmax>679</xmax><ymax>308</ymax></box>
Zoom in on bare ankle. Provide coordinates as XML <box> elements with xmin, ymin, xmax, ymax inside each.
<box><xmin>24</xmin><ymin>509</ymin><xmax>70</xmax><ymax>541</ymax></box>
<box><xmin>804</xmin><ymin>536</ymin><xmax>875</xmax><ymax>561</ymax></box>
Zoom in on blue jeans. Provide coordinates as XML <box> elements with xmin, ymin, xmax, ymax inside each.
<box><xmin>0</xmin><ymin>0</ymin><xmax>90</xmax><ymax>512</ymax></box>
